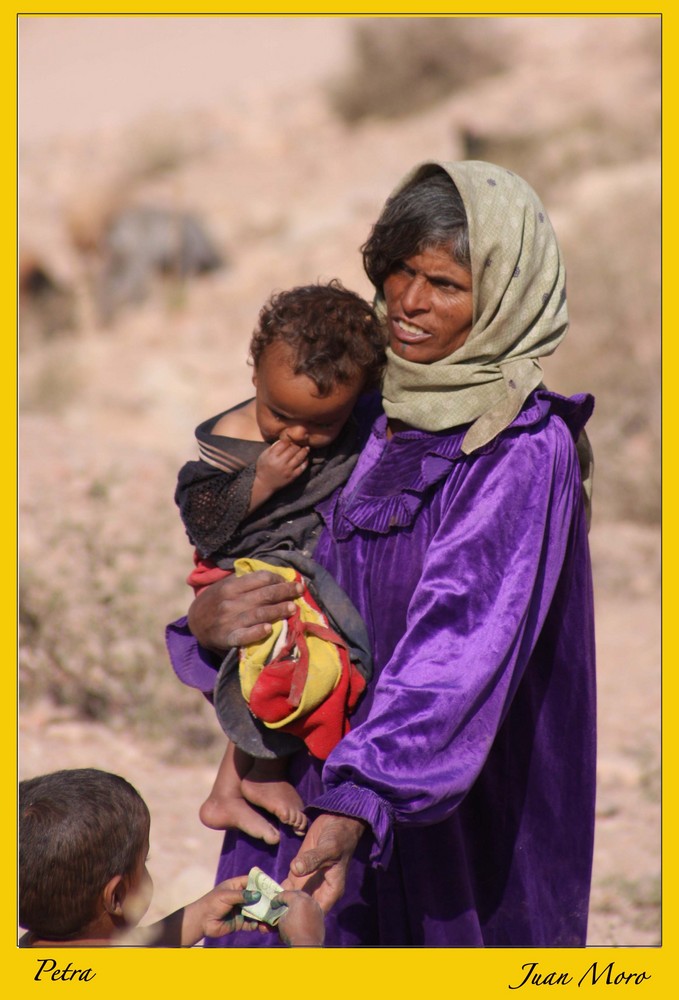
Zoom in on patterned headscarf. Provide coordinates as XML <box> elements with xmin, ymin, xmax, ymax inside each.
<box><xmin>378</xmin><ymin>160</ymin><xmax>568</xmax><ymax>454</ymax></box>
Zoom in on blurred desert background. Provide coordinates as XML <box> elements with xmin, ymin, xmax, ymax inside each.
<box><xmin>18</xmin><ymin>15</ymin><xmax>661</xmax><ymax>944</ymax></box>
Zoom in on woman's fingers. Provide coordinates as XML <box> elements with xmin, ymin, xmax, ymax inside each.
<box><xmin>285</xmin><ymin>815</ymin><xmax>366</xmax><ymax>911</ymax></box>
<box><xmin>289</xmin><ymin>847</ymin><xmax>331</xmax><ymax>878</ymax></box>
<box><xmin>189</xmin><ymin>571</ymin><xmax>303</xmax><ymax>650</ymax></box>
<box><xmin>224</xmin><ymin>570</ymin><xmax>301</xmax><ymax>598</ymax></box>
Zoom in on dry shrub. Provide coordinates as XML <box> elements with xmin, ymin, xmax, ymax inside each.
<box><xmin>19</xmin><ymin>452</ymin><xmax>217</xmax><ymax>747</ymax></box>
<box><xmin>461</xmin><ymin>116</ymin><xmax>660</xmax><ymax>527</ymax></box>
<box><xmin>461</xmin><ymin>106</ymin><xmax>661</xmax><ymax>205</ymax></box>
<box><xmin>20</xmin><ymin>341</ymin><xmax>84</xmax><ymax>414</ymax></box>
<box><xmin>327</xmin><ymin>17</ymin><xmax>505</xmax><ymax>123</ymax></box>
<box><xmin>547</xmin><ymin>163</ymin><xmax>661</xmax><ymax>526</ymax></box>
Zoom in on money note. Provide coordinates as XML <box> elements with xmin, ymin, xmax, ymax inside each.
<box><xmin>241</xmin><ymin>866</ymin><xmax>288</xmax><ymax>926</ymax></box>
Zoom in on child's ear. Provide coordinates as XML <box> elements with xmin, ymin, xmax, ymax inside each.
<box><xmin>252</xmin><ymin>368</ymin><xmax>258</xmax><ymax>388</ymax></box>
<box><xmin>102</xmin><ymin>875</ymin><xmax>126</xmax><ymax>917</ymax></box>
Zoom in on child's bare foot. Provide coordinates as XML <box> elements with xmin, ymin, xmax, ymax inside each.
<box><xmin>241</xmin><ymin>774</ymin><xmax>308</xmax><ymax>835</ymax></box>
<box><xmin>199</xmin><ymin>791</ymin><xmax>280</xmax><ymax>844</ymax></box>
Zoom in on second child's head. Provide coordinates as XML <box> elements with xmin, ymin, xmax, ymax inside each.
<box><xmin>19</xmin><ymin>769</ymin><xmax>152</xmax><ymax>944</ymax></box>
<box><xmin>249</xmin><ymin>281</ymin><xmax>386</xmax><ymax>449</ymax></box>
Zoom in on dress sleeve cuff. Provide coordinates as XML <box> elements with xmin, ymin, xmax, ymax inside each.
<box><xmin>164</xmin><ymin>616</ymin><xmax>221</xmax><ymax>695</ymax></box>
<box><xmin>307</xmin><ymin>782</ymin><xmax>395</xmax><ymax>867</ymax></box>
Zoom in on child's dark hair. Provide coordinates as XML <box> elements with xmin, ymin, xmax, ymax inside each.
<box><xmin>249</xmin><ymin>280</ymin><xmax>386</xmax><ymax>395</ymax></box>
<box><xmin>19</xmin><ymin>769</ymin><xmax>150</xmax><ymax>940</ymax></box>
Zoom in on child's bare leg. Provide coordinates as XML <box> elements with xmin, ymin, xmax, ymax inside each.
<box><xmin>199</xmin><ymin>741</ymin><xmax>280</xmax><ymax>844</ymax></box>
<box><xmin>241</xmin><ymin>756</ymin><xmax>307</xmax><ymax>834</ymax></box>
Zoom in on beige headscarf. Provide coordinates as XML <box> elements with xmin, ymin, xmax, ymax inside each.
<box><xmin>379</xmin><ymin>160</ymin><xmax>567</xmax><ymax>452</ymax></box>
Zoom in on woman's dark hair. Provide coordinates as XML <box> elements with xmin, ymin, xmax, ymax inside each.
<box><xmin>249</xmin><ymin>280</ymin><xmax>386</xmax><ymax>395</ymax></box>
<box><xmin>362</xmin><ymin>170</ymin><xmax>470</xmax><ymax>290</ymax></box>
<box><xmin>19</xmin><ymin>769</ymin><xmax>151</xmax><ymax>939</ymax></box>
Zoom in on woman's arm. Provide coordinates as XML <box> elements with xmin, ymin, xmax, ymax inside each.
<box><xmin>289</xmin><ymin>419</ymin><xmax>592</xmax><ymax>900</ymax></box>
<box><xmin>187</xmin><ymin>570</ymin><xmax>305</xmax><ymax>654</ymax></box>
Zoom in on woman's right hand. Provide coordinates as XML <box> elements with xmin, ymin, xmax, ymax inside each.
<box><xmin>187</xmin><ymin>570</ymin><xmax>303</xmax><ymax>653</ymax></box>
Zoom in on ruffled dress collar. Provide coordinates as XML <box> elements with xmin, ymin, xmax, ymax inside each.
<box><xmin>318</xmin><ymin>390</ymin><xmax>593</xmax><ymax>540</ymax></box>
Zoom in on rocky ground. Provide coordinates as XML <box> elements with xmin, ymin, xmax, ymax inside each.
<box><xmin>18</xmin><ymin>16</ymin><xmax>661</xmax><ymax>946</ymax></box>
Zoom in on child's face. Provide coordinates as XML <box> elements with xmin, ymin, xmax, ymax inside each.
<box><xmin>253</xmin><ymin>341</ymin><xmax>362</xmax><ymax>449</ymax></box>
<box><xmin>121</xmin><ymin>841</ymin><xmax>153</xmax><ymax>928</ymax></box>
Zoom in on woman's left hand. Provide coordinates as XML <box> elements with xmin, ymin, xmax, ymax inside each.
<box><xmin>283</xmin><ymin>814</ymin><xmax>366</xmax><ymax>913</ymax></box>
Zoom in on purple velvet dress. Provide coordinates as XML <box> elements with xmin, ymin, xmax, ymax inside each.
<box><xmin>166</xmin><ymin>390</ymin><xmax>596</xmax><ymax>947</ymax></box>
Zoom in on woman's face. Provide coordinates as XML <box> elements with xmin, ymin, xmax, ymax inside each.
<box><xmin>382</xmin><ymin>245</ymin><xmax>473</xmax><ymax>364</ymax></box>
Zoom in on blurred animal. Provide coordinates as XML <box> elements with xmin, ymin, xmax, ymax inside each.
<box><xmin>19</xmin><ymin>252</ymin><xmax>77</xmax><ymax>347</ymax></box>
<box><xmin>95</xmin><ymin>206</ymin><xmax>224</xmax><ymax>324</ymax></box>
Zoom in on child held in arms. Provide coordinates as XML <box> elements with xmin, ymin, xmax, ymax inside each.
<box><xmin>173</xmin><ymin>281</ymin><xmax>385</xmax><ymax>844</ymax></box>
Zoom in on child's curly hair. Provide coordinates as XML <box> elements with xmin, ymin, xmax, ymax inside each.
<box><xmin>249</xmin><ymin>280</ymin><xmax>386</xmax><ymax>396</ymax></box>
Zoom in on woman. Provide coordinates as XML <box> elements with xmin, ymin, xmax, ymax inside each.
<box><xmin>166</xmin><ymin>160</ymin><xmax>596</xmax><ymax>946</ymax></box>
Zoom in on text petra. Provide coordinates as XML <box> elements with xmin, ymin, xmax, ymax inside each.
<box><xmin>34</xmin><ymin>959</ymin><xmax>96</xmax><ymax>982</ymax></box>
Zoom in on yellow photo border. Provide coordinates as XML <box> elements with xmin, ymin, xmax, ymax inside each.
<box><xmin>7</xmin><ymin>4</ymin><xmax>667</xmax><ymax>998</ymax></box>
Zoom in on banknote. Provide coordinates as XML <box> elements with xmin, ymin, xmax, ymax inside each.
<box><xmin>240</xmin><ymin>866</ymin><xmax>288</xmax><ymax>926</ymax></box>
